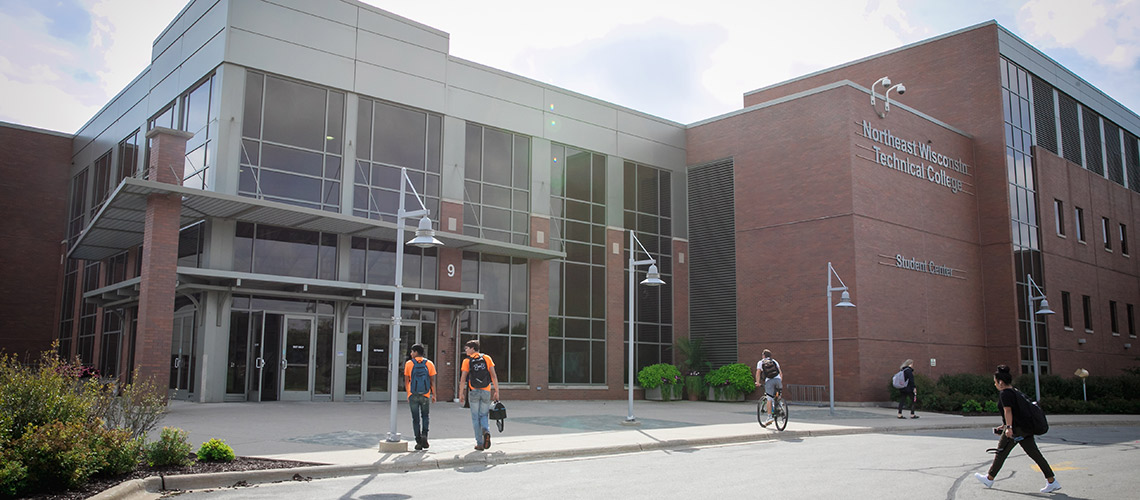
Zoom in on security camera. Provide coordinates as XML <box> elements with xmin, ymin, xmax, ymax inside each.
<box><xmin>895</xmin><ymin>84</ymin><xmax>906</xmax><ymax>95</ymax></box>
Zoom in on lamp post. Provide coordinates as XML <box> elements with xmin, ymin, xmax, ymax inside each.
<box><xmin>626</xmin><ymin>230</ymin><xmax>665</xmax><ymax>425</ymax></box>
<box><xmin>382</xmin><ymin>167</ymin><xmax>443</xmax><ymax>450</ymax></box>
<box><xmin>1025</xmin><ymin>274</ymin><xmax>1054</xmax><ymax>404</ymax></box>
<box><xmin>1075</xmin><ymin>368</ymin><xmax>1089</xmax><ymax>401</ymax></box>
<box><xmin>826</xmin><ymin>262</ymin><xmax>855</xmax><ymax>417</ymax></box>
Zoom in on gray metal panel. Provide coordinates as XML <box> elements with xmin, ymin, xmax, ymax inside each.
<box><xmin>687</xmin><ymin>159</ymin><xmax>738</xmax><ymax>367</ymax></box>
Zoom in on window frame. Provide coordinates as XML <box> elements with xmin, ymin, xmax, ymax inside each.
<box><xmin>1053</xmin><ymin>199</ymin><xmax>1065</xmax><ymax>236</ymax></box>
<box><xmin>1075</xmin><ymin>206</ymin><xmax>1086</xmax><ymax>242</ymax></box>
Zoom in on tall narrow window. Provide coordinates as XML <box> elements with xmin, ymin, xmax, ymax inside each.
<box><xmin>1128</xmin><ymin>304</ymin><xmax>1136</xmax><ymax>337</ymax></box>
<box><xmin>1103</xmin><ymin>217</ymin><xmax>1112</xmax><ymax>251</ymax></box>
<box><xmin>1110</xmin><ymin>300</ymin><xmax>1120</xmax><ymax>334</ymax></box>
<box><xmin>1061</xmin><ymin>291</ymin><xmax>1072</xmax><ymax>328</ymax></box>
<box><xmin>1075</xmin><ymin>207</ymin><xmax>1085</xmax><ymax>242</ymax></box>
<box><xmin>1121</xmin><ymin>223</ymin><xmax>1129</xmax><ymax>255</ymax></box>
<box><xmin>1082</xmin><ymin>295</ymin><xmax>1093</xmax><ymax>331</ymax></box>
<box><xmin>1054</xmin><ymin>199</ymin><xmax>1065</xmax><ymax>236</ymax></box>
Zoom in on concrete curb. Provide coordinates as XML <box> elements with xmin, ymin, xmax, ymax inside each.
<box><xmin>92</xmin><ymin>418</ymin><xmax>1140</xmax><ymax>500</ymax></box>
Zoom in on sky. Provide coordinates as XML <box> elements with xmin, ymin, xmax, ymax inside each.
<box><xmin>0</xmin><ymin>0</ymin><xmax>1137</xmax><ymax>134</ymax></box>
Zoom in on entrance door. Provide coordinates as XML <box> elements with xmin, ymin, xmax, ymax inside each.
<box><xmin>246</xmin><ymin>312</ymin><xmax>265</xmax><ymax>402</ymax></box>
<box><xmin>280</xmin><ymin>315</ymin><xmax>315</xmax><ymax>401</ymax></box>
<box><xmin>362</xmin><ymin>321</ymin><xmax>418</xmax><ymax>400</ymax></box>
<box><xmin>169</xmin><ymin>312</ymin><xmax>196</xmax><ymax>400</ymax></box>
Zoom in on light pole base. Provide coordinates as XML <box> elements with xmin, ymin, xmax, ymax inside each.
<box><xmin>378</xmin><ymin>439</ymin><xmax>407</xmax><ymax>453</ymax></box>
<box><xmin>621</xmin><ymin>418</ymin><xmax>641</xmax><ymax>427</ymax></box>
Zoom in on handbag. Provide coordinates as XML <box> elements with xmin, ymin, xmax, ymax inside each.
<box><xmin>489</xmin><ymin>400</ymin><xmax>507</xmax><ymax>432</ymax></box>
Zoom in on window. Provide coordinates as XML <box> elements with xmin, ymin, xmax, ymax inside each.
<box><xmin>1110</xmin><ymin>300</ymin><xmax>1119</xmax><ymax>334</ymax></box>
<box><xmin>1103</xmin><ymin>217</ymin><xmax>1112</xmax><ymax>251</ymax></box>
<box><xmin>352</xmin><ymin>98</ymin><xmax>440</xmax><ymax>221</ymax></box>
<box><xmin>1129</xmin><ymin>304</ymin><xmax>1136</xmax><ymax>337</ymax></box>
<box><xmin>1121</xmin><ymin>224</ymin><xmax>1129</xmax><ymax>255</ymax></box>
<box><xmin>462</xmin><ymin>123</ymin><xmax>531</xmax><ymax>245</ymax></box>
<box><xmin>117</xmin><ymin>130</ymin><xmax>141</xmax><ymax>181</ymax></box>
<box><xmin>1082</xmin><ymin>295</ymin><xmax>1093</xmax><ymax>331</ymax></box>
<box><xmin>67</xmin><ymin>169</ymin><xmax>88</xmax><ymax>248</ymax></box>
<box><xmin>233</xmin><ymin>222</ymin><xmax>338</xmax><ymax>280</ymax></box>
<box><xmin>623</xmin><ymin>160</ymin><xmax>674</xmax><ymax>375</ymax></box>
<box><xmin>1075</xmin><ymin>207</ymin><xmax>1085</xmax><ymax>242</ymax></box>
<box><xmin>460</xmin><ymin>252</ymin><xmax>529</xmax><ymax>384</ymax></box>
<box><xmin>1054</xmin><ymin>200</ymin><xmax>1065</xmax><ymax>236</ymax></box>
<box><xmin>241</xmin><ymin>72</ymin><xmax>344</xmax><ymax>211</ymax></box>
<box><xmin>91</xmin><ymin>151</ymin><xmax>112</xmax><ymax>216</ymax></box>
<box><xmin>1061</xmin><ymin>292</ymin><xmax>1072</xmax><ymax>329</ymax></box>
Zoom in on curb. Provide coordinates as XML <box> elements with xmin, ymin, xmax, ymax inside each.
<box><xmin>91</xmin><ymin>419</ymin><xmax>1140</xmax><ymax>499</ymax></box>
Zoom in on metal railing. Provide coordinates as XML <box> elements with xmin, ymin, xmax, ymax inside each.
<box><xmin>783</xmin><ymin>384</ymin><xmax>827</xmax><ymax>404</ymax></box>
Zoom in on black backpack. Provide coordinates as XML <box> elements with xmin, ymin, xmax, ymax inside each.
<box><xmin>468</xmin><ymin>354</ymin><xmax>491</xmax><ymax>389</ymax></box>
<box><xmin>1013</xmin><ymin>388</ymin><xmax>1049</xmax><ymax>436</ymax></box>
<box><xmin>761</xmin><ymin>358</ymin><xmax>780</xmax><ymax>379</ymax></box>
<box><xmin>410</xmin><ymin>358</ymin><xmax>431</xmax><ymax>395</ymax></box>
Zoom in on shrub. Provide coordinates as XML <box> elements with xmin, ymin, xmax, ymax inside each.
<box><xmin>983</xmin><ymin>400</ymin><xmax>999</xmax><ymax>413</ymax></box>
<box><xmin>0</xmin><ymin>447</ymin><xmax>28</xmax><ymax>497</ymax></box>
<box><xmin>96</xmin><ymin>371</ymin><xmax>167</xmax><ymax>440</ymax></box>
<box><xmin>637</xmin><ymin>363</ymin><xmax>682</xmax><ymax>390</ymax></box>
<box><xmin>0</xmin><ymin>351</ymin><xmax>96</xmax><ymax>442</ymax></box>
<box><xmin>937</xmin><ymin>373</ymin><xmax>994</xmax><ymax>398</ymax></box>
<box><xmin>13</xmin><ymin>420</ymin><xmax>101</xmax><ymax>492</ymax></box>
<box><xmin>94</xmin><ymin>427</ymin><xmax>143</xmax><ymax>477</ymax></box>
<box><xmin>196</xmin><ymin>438</ymin><xmax>235</xmax><ymax>463</ymax></box>
<box><xmin>705</xmin><ymin>363</ymin><xmax>756</xmax><ymax>400</ymax></box>
<box><xmin>961</xmin><ymin>399</ymin><xmax>983</xmax><ymax>413</ymax></box>
<box><xmin>146</xmin><ymin>427</ymin><xmax>193</xmax><ymax>467</ymax></box>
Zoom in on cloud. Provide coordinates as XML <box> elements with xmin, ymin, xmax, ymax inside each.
<box><xmin>1017</xmin><ymin>0</ymin><xmax>1140</xmax><ymax>70</ymax></box>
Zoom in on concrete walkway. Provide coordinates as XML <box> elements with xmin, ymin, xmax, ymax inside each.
<box><xmin>94</xmin><ymin>399</ymin><xmax>1140</xmax><ymax>499</ymax></box>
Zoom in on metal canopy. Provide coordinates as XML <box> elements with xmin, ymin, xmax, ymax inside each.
<box><xmin>67</xmin><ymin>178</ymin><xmax>565</xmax><ymax>262</ymax></box>
<box><xmin>84</xmin><ymin>267</ymin><xmax>484</xmax><ymax>310</ymax></box>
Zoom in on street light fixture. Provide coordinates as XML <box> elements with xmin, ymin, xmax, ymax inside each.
<box><xmin>827</xmin><ymin>262</ymin><xmax>855</xmax><ymax>417</ymax></box>
<box><xmin>381</xmin><ymin>167</ymin><xmax>442</xmax><ymax>451</ymax></box>
<box><xmin>626</xmin><ymin>230</ymin><xmax>664</xmax><ymax>425</ymax></box>
<box><xmin>1026</xmin><ymin>274</ymin><xmax>1054</xmax><ymax>404</ymax></box>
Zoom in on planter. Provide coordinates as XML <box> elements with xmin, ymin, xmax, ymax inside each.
<box><xmin>707</xmin><ymin>387</ymin><xmax>745</xmax><ymax>402</ymax></box>
<box><xmin>644</xmin><ymin>386</ymin><xmax>681</xmax><ymax>401</ymax></box>
<box><xmin>684</xmin><ymin>375</ymin><xmax>704</xmax><ymax>401</ymax></box>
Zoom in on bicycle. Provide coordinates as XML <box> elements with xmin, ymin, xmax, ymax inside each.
<box><xmin>757</xmin><ymin>391</ymin><xmax>788</xmax><ymax>431</ymax></box>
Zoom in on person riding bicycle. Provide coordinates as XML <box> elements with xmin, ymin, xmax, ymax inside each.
<box><xmin>754</xmin><ymin>349</ymin><xmax>782</xmax><ymax>427</ymax></box>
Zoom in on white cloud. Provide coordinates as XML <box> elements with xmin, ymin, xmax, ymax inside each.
<box><xmin>1017</xmin><ymin>0</ymin><xmax>1140</xmax><ymax>70</ymax></box>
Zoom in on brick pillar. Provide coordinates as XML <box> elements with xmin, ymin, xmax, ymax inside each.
<box><xmin>134</xmin><ymin>127</ymin><xmax>193</xmax><ymax>392</ymax></box>
<box><xmin>527</xmin><ymin>216</ymin><xmax>551</xmax><ymax>395</ymax></box>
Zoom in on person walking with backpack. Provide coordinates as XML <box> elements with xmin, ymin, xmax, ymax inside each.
<box><xmin>896</xmin><ymin>359</ymin><xmax>918</xmax><ymax>419</ymax></box>
<box><xmin>975</xmin><ymin>364</ymin><xmax>1061</xmax><ymax>493</ymax></box>
<box><xmin>403</xmin><ymin>344</ymin><xmax>437</xmax><ymax>451</ymax></box>
<box><xmin>753</xmin><ymin>349</ymin><xmax>782</xmax><ymax>427</ymax></box>
<box><xmin>458</xmin><ymin>339</ymin><xmax>500</xmax><ymax>451</ymax></box>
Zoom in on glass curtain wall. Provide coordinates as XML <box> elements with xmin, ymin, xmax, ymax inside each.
<box><xmin>463</xmin><ymin>123</ymin><xmax>531</xmax><ymax>245</ymax></box>
<box><xmin>547</xmin><ymin>145</ymin><xmax>607</xmax><ymax>385</ymax></box>
<box><xmin>239</xmin><ymin>72</ymin><xmax>344</xmax><ymax>211</ymax></box>
<box><xmin>233</xmin><ymin>222</ymin><xmax>337</xmax><ymax>280</ymax></box>
<box><xmin>1001</xmin><ymin>58</ymin><xmax>1050</xmax><ymax>375</ymax></box>
<box><xmin>623</xmin><ymin>161</ymin><xmax>673</xmax><ymax>374</ymax></box>
<box><xmin>353</xmin><ymin>98</ymin><xmax>441</xmax><ymax>222</ymax></box>
<box><xmin>460</xmin><ymin>253</ymin><xmax>528</xmax><ymax>384</ymax></box>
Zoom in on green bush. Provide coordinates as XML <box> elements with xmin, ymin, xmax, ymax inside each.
<box><xmin>705</xmin><ymin>363</ymin><xmax>756</xmax><ymax>400</ymax></box>
<box><xmin>637</xmin><ymin>363</ymin><xmax>682</xmax><ymax>390</ymax></box>
<box><xmin>196</xmin><ymin>438</ymin><xmax>235</xmax><ymax>463</ymax></box>
<box><xmin>961</xmin><ymin>399</ymin><xmax>983</xmax><ymax>413</ymax></box>
<box><xmin>983</xmin><ymin>400</ymin><xmax>999</xmax><ymax>413</ymax></box>
<box><xmin>937</xmin><ymin>373</ymin><xmax>994</xmax><ymax>398</ymax></box>
<box><xmin>146</xmin><ymin>427</ymin><xmax>193</xmax><ymax>467</ymax></box>
<box><xmin>92</xmin><ymin>370</ymin><xmax>168</xmax><ymax>440</ymax></box>
<box><xmin>94</xmin><ymin>427</ymin><xmax>143</xmax><ymax>476</ymax></box>
<box><xmin>12</xmin><ymin>420</ymin><xmax>101</xmax><ymax>492</ymax></box>
<box><xmin>0</xmin><ymin>447</ymin><xmax>28</xmax><ymax>497</ymax></box>
<box><xmin>0</xmin><ymin>351</ymin><xmax>96</xmax><ymax>442</ymax></box>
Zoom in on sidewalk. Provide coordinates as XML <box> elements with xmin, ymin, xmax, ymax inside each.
<box><xmin>94</xmin><ymin>399</ymin><xmax>1140</xmax><ymax>499</ymax></box>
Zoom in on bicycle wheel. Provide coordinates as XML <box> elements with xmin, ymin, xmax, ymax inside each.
<box><xmin>773</xmin><ymin>397</ymin><xmax>788</xmax><ymax>431</ymax></box>
<box><xmin>757</xmin><ymin>398</ymin><xmax>768</xmax><ymax>426</ymax></box>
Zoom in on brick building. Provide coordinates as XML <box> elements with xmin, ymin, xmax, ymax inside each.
<box><xmin>1</xmin><ymin>1</ymin><xmax>1136</xmax><ymax>404</ymax></box>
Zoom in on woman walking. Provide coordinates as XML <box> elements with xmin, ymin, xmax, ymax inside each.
<box><xmin>975</xmin><ymin>364</ymin><xmax>1061</xmax><ymax>493</ymax></box>
<box><xmin>897</xmin><ymin>359</ymin><xmax>917</xmax><ymax>419</ymax></box>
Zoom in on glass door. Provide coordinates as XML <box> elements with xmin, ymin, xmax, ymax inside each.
<box><xmin>246</xmin><ymin>312</ymin><xmax>265</xmax><ymax>402</ymax></box>
<box><xmin>362</xmin><ymin>321</ymin><xmax>418</xmax><ymax>401</ymax></box>
<box><xmin>280</xmin><ymin>315</ymin><xmax>315</xmax><ymax>401</ymax></box>
<box><xmin>169</xmin><ymin>312</ymin><xmax>196</xmax><ymax>400</ymax></box>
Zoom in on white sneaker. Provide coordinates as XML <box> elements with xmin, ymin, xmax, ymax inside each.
<box><xmin>974</xmin><ymin>473</ymin><xmax>993</xmax><ymax>488</ymax></box>
<box><xmin>1041</xmin><ymin>479</ymin><xmax>1061</xmax><ymax>493</ymax></box>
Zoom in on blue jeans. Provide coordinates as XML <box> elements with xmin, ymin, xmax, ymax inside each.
<box><xmin>468</xmin><ymin>388</ymin><xmax>491</xmax><ymax>444</ymax></box>
<box><xmin>408</xmin><ymin>394</ymin><xmax>430</xmax><ymax>438</ymax></box>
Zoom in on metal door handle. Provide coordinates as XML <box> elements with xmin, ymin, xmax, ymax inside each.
<box><xmin>281</xmin><ymin>358</ymin><xmax>288</xmax><ymax>370</ymax></box>
<box><xmin>174</xmin><ymin>357</ymin><xmax>181</xmax><ymax>369</ymax></box>
<box><xmin>255</xmin><ymin>357</ymin><xmax>265</xmax><ymax>369</ymax></box>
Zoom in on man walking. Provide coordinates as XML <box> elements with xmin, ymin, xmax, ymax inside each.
<box><xmin>458</xmin><ymin>339</ymin><xmax>500</xmax><ymax>451</ymax></box>
<box><xmin>403</xmin><ymin>343</ymin><xmax>436</xmax><ymax>451</ymax></box>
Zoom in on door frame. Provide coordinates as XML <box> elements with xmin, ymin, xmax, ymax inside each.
<box><xmin>280</xmin><ymin>314</ymin><xmax>317</xmax><ymax>401</ymax></box>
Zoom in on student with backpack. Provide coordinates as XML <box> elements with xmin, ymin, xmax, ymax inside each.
<box><xmin>975</xmin><ymin>364</ymin><xmax>1061</xmax><ymax>493</ymax></box>
<box><xmin>458</xmin><ymin>339</ymin><xmax>500</xmax><ymax>451</ymax></box>
<box><xmin>753</xmin><ymin>349</ymin><xmax>782</xmax><ymax>427</ymax></box>
<box><xmin>895</xmin><ymin>359</ymin><xmax>918</xmax><ymax>419</ymax></box>
<box><xmin>403</xmin><ymin>344</ymin><xmax>437</xmax><ymax>451</ymax></box>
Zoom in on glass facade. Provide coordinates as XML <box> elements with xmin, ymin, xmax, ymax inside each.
<box><xmin>240</xmin><ymin>72</ymin><xmax>344</xmax><ymax>211</ymax></box>
<box><xmin>353</xmin><ymin>98</ymin><xmax>441</xmax><ymax>222</ymax></box>
<box><xmin>1001</xmin><ymin>58</ymin><xmax>1049</xmax><ymax>375</ymax></box>
<box><xmin>623</xmin><ymin>161</ymin><xmax>673</xmax><ymax>374</ymax></box>
<box><xmin>461</xmin><ymin>252</ymin><xmax>529</xmax><ymax>384</ymax></box>
<box><xmin>233</xmin><ymin>222</ymin><xmax>338</xmax><ymax>281</ymax></box>
<box><xmin>463</xmin><ymin>123</ymin><xmax>531</xmax><ymax>245</ymax></box>
<box><xmin>546</xmin><ymin>145</ymin><xmax>608</xmax><ymax>384</ymax></box>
